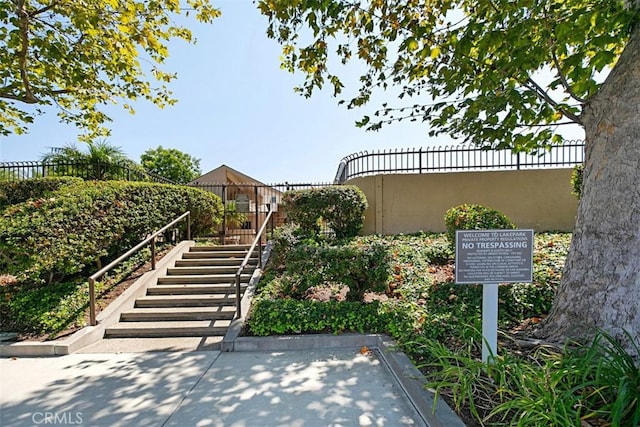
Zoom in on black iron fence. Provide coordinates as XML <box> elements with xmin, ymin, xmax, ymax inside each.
<box><xmin>0</xmin><ymin>160</ymin><xmax>174</xmax><ymax>184</ymax></box>
<box><xmin>188</xmin><ymin>182</ymin><xmax>335</xmax><ymax>240</ymax></box>
<box><xmin>334</xmin><ymin>140</ymin><xmax>585</xmax><ymax>183</ymax></box>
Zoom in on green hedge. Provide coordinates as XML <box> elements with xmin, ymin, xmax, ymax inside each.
<box><xmin>281</xmin><ymin>242</ymin><xmax>390</xmax><ymax>301</ymax></box>
<box><xmin>248</xmin><ymin>299</ymin><xmax>390</xmax><ymax>336</ymax></box>
<box><xmin>444</xmin><ymin>204</ymin><xmax>516</xmax><ymax>249</ymax></box>
<box><xmin>0</xmin><ymin>181</ymin><xmax>223</xmax><ymax>283</ymax></box>
<box><xmin>0</xmin><ymin>177</ymin><xmax>84</xmax><ymax>210</ymax></box>
<box><xmin>283</xmin><ymin>185</ymin><xmax>368</xmax><ymax>238</ymax></box>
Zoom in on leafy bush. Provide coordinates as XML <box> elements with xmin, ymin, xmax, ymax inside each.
<box><xmin>283</xmin><ymin>185</ymin><xmax>368</xmax><ymax>238</ymax></box>
<box><xmin>270</xmin><ymin>224</ymin><xmax>302</xmax><ymax>269</ymax></box>
<box><xmin>571</xmin><ymin>163</ymin><xmax>584</xmax><ymax>199</ymax></box>
<box><xmin>0</xmin><ymin>181</ymin><xmax>223</xmax><ymax>284</ymax></box>
<box><xmin>0</xmin><ymin>246</ymin><xmax>161</xmax><ymax>335</ymax></box>
<box><xmin>277</xmin><ymin>241</ymin><xmax>390</xmax><ymax>301</ymax></box>
<box><xmin>0</xmin><ymin>176</ymin><xmax>83</xmax><ymax>210</ymax></box>
<box><xmin>444</xmin><ymin>204</ymin><xmax>516</xmax><ymax>248</ymax></box>
<box><xmin>248</xmin><ymin>299</ymin><xmax>390</xmax><ymax>336</ymax></box>
<box><xmin>1</xmin><ymin>279</ymin><xmax>89</xmax><ymax>334</ymax></box>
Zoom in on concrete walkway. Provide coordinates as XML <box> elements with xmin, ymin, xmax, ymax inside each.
<box><xmin>3</xmin><ymin>350</ymin><xmax>420</xmax><ymax>426</ymax></box>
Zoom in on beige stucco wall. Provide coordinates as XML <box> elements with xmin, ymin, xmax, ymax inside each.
<box><xmin>349</xmin><ymin>168</ymin><xmax>578</xmax><ymax>234</ymax></box>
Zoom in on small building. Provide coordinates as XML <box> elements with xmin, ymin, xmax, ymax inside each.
<box><xmin>190</xmin><ymin>165</ymin><xmax>285</xmax><ymax>243</ymax></box>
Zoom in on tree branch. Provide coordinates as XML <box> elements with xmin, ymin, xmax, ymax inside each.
<box><xmin>524</xmin><ymin>77</ymin><xmax>583</xmax><ymax>125</ymax></box>
<box><xmin>550</xmin><ymin>45</ymin><xmax>587</xmax><ymax>103</ymax></box>
<box><xmin>29</xmin><ymin>1</ymin><xmax>59</xmax><ymax>17</ymax></box>
<box><xmin>0</xmin><ymin>90</ymin><xmax>36</xmax><ymax>103</ymax></box>
<box><xmin>16</xmin><ymin>0</ymin><xmax>38</xmax><ymax>104</ymax></box>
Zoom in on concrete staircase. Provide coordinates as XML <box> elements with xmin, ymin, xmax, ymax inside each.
<box><xmin>105</xmin><ymin>244</ymin><xmax>259</xmax><ymax>338</ymax></box>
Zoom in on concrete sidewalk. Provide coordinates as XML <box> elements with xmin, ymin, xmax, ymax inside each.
<box><xmin>2</xmin><ymin>349</ymin><xmax>428</xmax><ymax>426</ymax></box>
<box><xmin>0</xmin><ymin>335</ymin><xmax>465</xmax><ymax>427</ymax></box>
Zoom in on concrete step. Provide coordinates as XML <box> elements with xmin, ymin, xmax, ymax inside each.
<box><xmin>167</xmin><ymin>266</ymin><xmax>255</xmax><ymax>275</ymax></box>
<box><xmin>147</xmin><ymin>284</ymin><xmax>247</xmax><ymax>295</ymax></box>
<box><xmin>191</xmin><ymin>245</ymin><xmax>253</xmax><ymax>252</ymax></box>
<box><xmin>105</xmin><ymin>320</ymin><xmax>232</xmax><ymax>338</ymax></box>
<box><xmin>157</xmin><ymin>274</ymin><xmax>252</xmax><ymax>284</ymax></box>
<box><xmin>135</xmin><ymin>294</ymin><xmax>236</xmax><ymax>308</ymax></box>
<box><xmin>174</xmin><ymin>258</ymin><xmax>257</xmax><ymax>267</ymax></box>
<box><xmin>182</xmin><ymin>251</ymin><xmax>255</xmax><ymax>259</ymax></box>
<box><xmin>120</xmin><ymin>306</ymin><xmax>236</xmax><ymax>322</ymax></box>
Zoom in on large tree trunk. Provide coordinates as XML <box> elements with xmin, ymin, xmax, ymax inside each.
<box><xmin>537</xmin><ymin>25</ymin><xmax>640</xmax><ymax>359</ymax></box>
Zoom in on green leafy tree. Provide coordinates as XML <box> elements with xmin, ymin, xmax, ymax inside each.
<box><xmin>140</xmin><ymin>145</ymin><xmax>201</xmax><ymax>184</ymax></box>
<box><xmin>0</xmin><ymin>0</ymin><xmax>220</xmax><ymax>141</ymax></box>
<box><xmin>41</xmin><ymin>141</ymin><xmax>137</xmax><ymax>180</ymax></box>
<box><xmin>258</xmin><ymin>0</ymin><xmax>640</xmax><ymax>356</ymax></box>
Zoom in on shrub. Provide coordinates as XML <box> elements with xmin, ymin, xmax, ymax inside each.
<box><xmin>270</xmin><ymin>224</ymin><xmax>302</xmax><ymax>270</ymax></box>
<box><xmin>280</xmin><ymin>242</ymin><xmax>390</xmax><ymax>301</ymax></box>
<box><xmin>0</xmin><ymin>181</ymin><xmax>223</xmax><ymax>284</ymax></box>
<box><xmin>571</xmin><ymin>163</ymin><xmax>584</xmax><ymax>199</ymax></box>
<box><xmin>247</xmin><ymin>299</ymin><xmax>390</xmax><ymax>336</ymax></box>
<box><xmin>444</xmin><ymin>204</ymin><xmax>516</xmax><ymax>249</ymax></box>
<box><xmin>0</xmin><ymin>246</ymin><xmax>159</xmax><ymax>335</ymax></box>
<box><xmin>283</xmin><ymin>185</ymin><xmax>368</xmax><ymax>238</ymax></box>
<box><xmin>0</xmin><ymin>176</ymin><xmax>83</xmax><ymax>210</ymax></box>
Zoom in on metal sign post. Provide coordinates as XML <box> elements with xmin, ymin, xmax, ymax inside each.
<box><xmin>482</xmin><ymin>283</ymin><xmax>499</xmax><ymax>362</ymax></box>
<box><xmin>455</xmin><ymin>229</ymin><xmax>534</xmax><ymax>363</ymax></box>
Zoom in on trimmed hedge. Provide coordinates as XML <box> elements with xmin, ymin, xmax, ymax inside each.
<box><xmin>0</xmin><ymin>176</ymin><xmax>84</xmax><ymax>210</ymax></box>
<box><xmin>283</xmin><ymin>185</ymin><xmax>368</xmax><ymax>238</ymax></box>
<box><xmin>444</xmin><ymin>204</ymin><xmax>516</xmax><ymax>248</ymax></box>
<box><xmin>0</xmin><ymin>181</ymin><xmax>223</xmax><ymax>283</ymax></box>
<box><xmin>248</xmin><ymin>299</ymin><xmax>391</xmax><ymax>336</ymax></box>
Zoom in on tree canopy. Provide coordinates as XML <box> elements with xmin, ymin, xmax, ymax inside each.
<box><xmin>140</xmin><ymin>145</ymin><xmax>201</xmax><ymax>184</ymax></box>
<box><xmin>258</xmin><ymin>0</ymin><xmax>640</xmax><ymax>357</ymax></box>
<box><xmin>0</xmin><ymin>0</ymin><xmax>220</xmax><ymax>141</ymax></box>
<box><xmin>258</xmin><ymin>0</ymin><xmax>637</xmax><ymax>150</ymax></box>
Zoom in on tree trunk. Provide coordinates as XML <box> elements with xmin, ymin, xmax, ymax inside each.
<box><xmin>536</xmin><ymin>25</ymin><xmax>640</xmax><ymax>359</ymax></box>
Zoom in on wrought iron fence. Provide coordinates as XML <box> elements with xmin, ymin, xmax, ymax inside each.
<box><xmin>334</xmin><ymin>140</ymin><xmax>585</xmax><ymax>183</ymax></box>
<box><xmin>188</xmin><ymin>182</ymin><xmax>335</xmax><ymax>240</ymax></box>
<box><xmin>0</xmin><ymin>160</ymin><xmax>175</xmax><ymax>184</ymax></box>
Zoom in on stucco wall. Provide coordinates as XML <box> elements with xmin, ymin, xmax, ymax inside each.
<box><xmin>349</xmin><ymin>168</ymin><xmax>578</xmax><ymax>234</ymax></box>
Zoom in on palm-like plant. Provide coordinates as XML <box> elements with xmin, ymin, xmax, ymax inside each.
<box><xmin>41</xmin><ymin>141</ymin><xmax>135</xmax><ymax>180</ymax></box>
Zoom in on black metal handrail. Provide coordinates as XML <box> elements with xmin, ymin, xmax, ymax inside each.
<box><xmin>234</xmin><ymin>208</ymin><xmax>274</xmax><ymax>318</ymax></box>
<box><xmin>334</xmin><ymin>141</ymin><xmax>585</xmax><ymax>183</ymax></box>
<box><xmin>87</xmin><ymin>211</ymin><xmax>191</xmax><ymax>326</ymax></box>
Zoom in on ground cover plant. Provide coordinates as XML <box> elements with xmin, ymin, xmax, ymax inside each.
<box><xmin>247</xmin><ymin>231</ymin><xmax>639</xmax><ymax>426</ymax></box>
<box><xmin>0</xmin><ymin>246</ymin><xmax>171</xmax><ymax>338</ymax></box>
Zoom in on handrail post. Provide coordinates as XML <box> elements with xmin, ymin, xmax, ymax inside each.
<box><xmin>151</xmin><ymin>237</ymin><xmax>156</xmax><ymax>270</ymax></box>
<box><xmin>235</xmin><ymin>273</ymin><xmax>242</xmax><ymax>318</ymax></box>
<box><xmin>187</xmin><ymin>212</ymin><xmax>191</xmax><ymax>240</ymax></box>
<box><xmin>89</xmin><ymin>277</ymin><xmax>97</xmax><ymax>326</ymax></box>
<box><xmin>221</xmin><ymin>185</ymin><xmax>226</xmax><ymax>245</ymax></box>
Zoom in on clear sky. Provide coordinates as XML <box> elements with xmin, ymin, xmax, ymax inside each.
<box><xmin>0</xmin><ymin>0</ymin><xmax>584</xmax><ymax>184</ymax></box>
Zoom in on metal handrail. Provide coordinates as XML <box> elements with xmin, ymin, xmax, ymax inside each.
<box><xmin>88</xmin><ymin>211</ymin><xmax>191</xmax><ymax>326</ymax></box>
<box><xmin>234</xmin><ymin>208</ymin><xmax>274</xmax><ymax>318</ymax></box>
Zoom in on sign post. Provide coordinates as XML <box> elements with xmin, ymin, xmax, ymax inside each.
<box><xmin>455</xmin><ymin>229</ymin><xmax>534</xmax><ymax>363</ymax></box>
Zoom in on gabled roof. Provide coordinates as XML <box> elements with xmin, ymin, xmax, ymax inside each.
<box><xmin>190</xmin><ymin>164</ymin><xmax>268</xmax><ymax>186</ymax></box>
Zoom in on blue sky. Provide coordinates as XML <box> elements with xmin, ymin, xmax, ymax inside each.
<box><xmin>0</xmin><ymin>1</ymin><xmax>584</xmax><ymax>184</ymax></box>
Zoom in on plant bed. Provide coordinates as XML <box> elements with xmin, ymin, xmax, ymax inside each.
<box><xmin>0</xmin><ymin>245</ymin><xmax>174</xmax><ymax>342</ymax></box>
<box><xmin>245</xmin><ymin>232</ymin><xmax>639</xmax><ymax>426</ymax></box>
